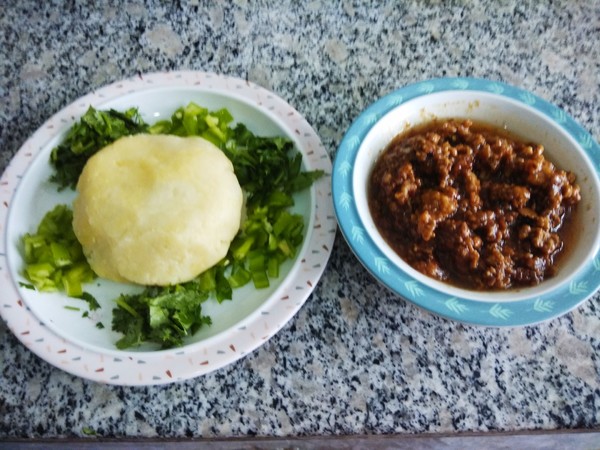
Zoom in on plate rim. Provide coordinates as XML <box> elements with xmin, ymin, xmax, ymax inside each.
<box><xmin>332</xmin><ymin>76</ymin><xmax>600</xmax><ymax>327</ymax></box>
<box><xmin>0</xmin><ymin>70</ymin><xmax>336</xmax><ymax>385</ymax></box>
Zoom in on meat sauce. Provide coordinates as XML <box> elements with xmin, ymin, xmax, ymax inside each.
<box><xmin>368</xmin><ymin>119</ymin><xmax>581</xmax><ymax>290</ymax></box>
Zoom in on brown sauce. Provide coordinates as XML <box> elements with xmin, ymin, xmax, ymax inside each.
<box><xmin>368</xmin><ymin>119</ymin><xmax>581</xmax><ymax>290</ymax></box>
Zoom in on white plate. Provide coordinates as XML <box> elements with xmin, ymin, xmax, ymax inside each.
<box><xmin>0</xmin><ymin>71</ymin><xmax>336</xmax><ymax>385</ymax></box>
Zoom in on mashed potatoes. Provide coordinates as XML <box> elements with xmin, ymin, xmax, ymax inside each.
<box><xmin>72</xmin><ymin>134</ymin><xmax>243</xmax><ymax>286</ymax></box>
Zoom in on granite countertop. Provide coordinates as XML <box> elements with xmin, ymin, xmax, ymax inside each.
<box><xmin>1</xmin><ymin>0</ymin><xmax>599</xmax><ymax>444</ymax></box>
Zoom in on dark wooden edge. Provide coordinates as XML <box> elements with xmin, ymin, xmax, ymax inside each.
<box><xmin>1</xmin><ymin>429</ymin><xmax>600</xmax><ymax>450</ymax></box>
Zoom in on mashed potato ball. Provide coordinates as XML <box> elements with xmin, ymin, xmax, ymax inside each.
<box><xmin>72</xmin><ymin>134</ymin><xmax>243</xmax><ymax>286</ymax></box>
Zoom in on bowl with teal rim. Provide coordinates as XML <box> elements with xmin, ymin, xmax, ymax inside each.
<box><xmin>332</xmin><ymin>77</ymin><xmax>600</xmax><ymax>326</ymax></box>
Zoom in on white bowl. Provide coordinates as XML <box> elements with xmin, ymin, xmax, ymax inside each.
<box><xmin>333</xmin><ymin>78</ymin><xmax>600</xmax><ymax>326</ymax></box>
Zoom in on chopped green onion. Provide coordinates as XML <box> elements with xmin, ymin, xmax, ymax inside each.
<box><xmin>228</xmin><ymin>263</ymin><xmax>252</xmax><ymax>288</ymax></box>
<box><xmin>20</xmin><ymin>205</ymin><xmax>96</xmax><ymax>296</ymax></box>
<box><xmin>251</xmin><ymin>270</ymin><xmax>270</xmax><ymax>289</ymax></box>
<box><xmin>267</xmin><ymin>257</ymin><xmax>280</xmax><ymax>279</ymax></box>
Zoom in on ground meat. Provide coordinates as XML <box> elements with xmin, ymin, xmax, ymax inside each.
<box><xmin>368</xmin><ymin>119</ymin><xmax>581</xmax><ymax>290</ymax></box>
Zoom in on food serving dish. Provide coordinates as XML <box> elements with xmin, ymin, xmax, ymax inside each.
<box><xmin>333</xmin><ymin>77</ymin><xmax>600</xmax><ymax>326</ymax></box>
<box><xmin>0</xmin><ymin>71</ymin><xmax>336</xmax><ymax>385</ymax></box>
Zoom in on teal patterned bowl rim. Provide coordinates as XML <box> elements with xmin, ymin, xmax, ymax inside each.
<box><xmin>332</xmin><ymin>77</ymin><xmax>600</xmax><ymax>326</ymax></box>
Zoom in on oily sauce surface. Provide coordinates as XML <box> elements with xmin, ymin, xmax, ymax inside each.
<box><xmin>368</xmin><ymin>119</ymin><xmax>581</xmax><ymax>290</ymax></box>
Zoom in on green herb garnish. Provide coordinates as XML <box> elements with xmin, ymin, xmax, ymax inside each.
<box><xmin>50</xmin><ymin>107</ymin><xmax>147</xmax><ymax>190</ymax></box>
<box><xmin>112</xmin><ymin>283</ymin><xmax>212</xmax><ymax>349</ymax></box>
<box><xmin>79</xmin><ymin>291</ymin><xmax>101</xmax><ymax>311</ymax></box>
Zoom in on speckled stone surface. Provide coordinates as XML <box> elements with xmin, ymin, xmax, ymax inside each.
<box><xmin>1</xmin><ymin>0</ymin><xmax>599</xmax><ymax>440</ymax></box>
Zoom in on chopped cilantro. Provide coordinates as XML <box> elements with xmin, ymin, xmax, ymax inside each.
<box><xmin>112</xmin><ymin>284</ymin><xmax>211</xmax><ymax>349</ymax></box>
<box><xmin>79</xmin><ymin>291</ymin><xmax>100</xmax><ymax>311</ymax></box>
<box><xmin>50</xmin><ymin>107</ymin><xmax>148</xmax><ymax>190</ymax></box>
